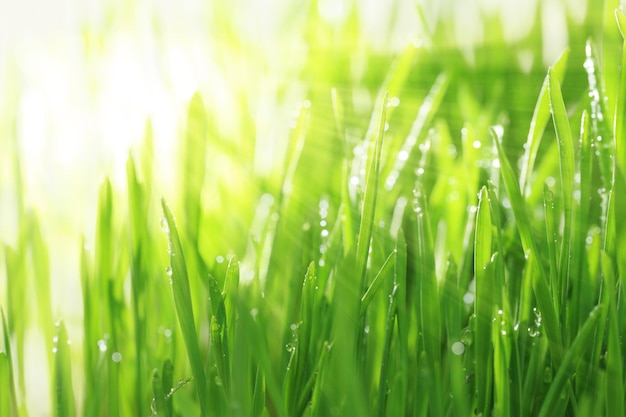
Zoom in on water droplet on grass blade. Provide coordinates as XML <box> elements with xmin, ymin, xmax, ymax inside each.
<box><xmin>451</xmin><ymin>342</ymin><xmax>465</xmax><ymax>355</ymax></box>
<box><xmin>160</xmin><ymin>216</ymin><xmax>169</xmax><ymax>233</ymax></box>
<box><xmin>165</xmin><ymin>266</ymin><xmax>172</xmax><ymax>276</ymax></box>
<box><xmin>112</xmin><ymin>352</ymin><xmax>122</xmax><ymax>362</ymax></box>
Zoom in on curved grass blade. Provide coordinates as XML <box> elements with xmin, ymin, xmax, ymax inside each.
<box><xmin>537</xmin><ymin>305</ymin><xmax>604</xmax><ymax>417</ymax></box>
<box><xmin>519</xmin><ymin>48</ymin><xmax>569</xmax><ymax>194</ymax></box>
<box><xmin>161</xmin><ymin>197</ymin><xmax>209</xmax><ymax>416</ymax></box>
<box><xmin>53</xmin><ymin>321</ymin><xmax>75</xmax><ymax>417</ymax></box>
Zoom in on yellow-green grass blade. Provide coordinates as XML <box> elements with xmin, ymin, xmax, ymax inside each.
<box><xmin>27</xmin><ymin>214</ymin><xmax>54</xmax><ymax>374</ymax></box>
<box><xmin>384</xmin><ymin>74</ymin><xmax>448</xmax><ymax>193</ymax></box>
<box><xmin>161</xmin><ymin>198</ymin><xmax>209</xmax><ymax>416</ymax></box>
<box><xmin>53</xmin><ymin>321</ymin><xmax>75</xmax><ymax>417</ymax></box>
<box><xmin>615</xmin><ymin>9</ymin><xmax>626</xmax><ymax>171</ymax></box>
<box><xmin>223</xmin><ymin>256</ymin><xmax>240</xmax><ymax>337</ymax></box>
<box><xmin>0</xmin><ymin>308</ymin><xmax>18</xmax><ymax>417</ymax></box>
<box><xmin>360</xmin><ymin>250</ymin><xmax>396</xmax><ymax>316</ymax></box>
<box><xmin>0</xmin><ymin>352</ymin><xmax>9</xmax><ymax>417</ymax></box>
<box><xmin>126</xmin><ymin>153</ymin><xmax>150</xmax><ymax>416</ymax></box>
<box><xmin>375</xmin><ymin>282</ymin><xmax>397</xmax><ymax>417</ymax></box>
<box><xmin>537</xmin><ymin>305</ymin><xmax>604</xmax><ymax>417</ymax></box>
<box><xmin>584</xmin><ymin>40</ymin><xmax>614</xmax><ymax>189</ymax></box>
<box><xmin>355</xmin><ymin>92</ymin><xmax>387</xmax><ymax>293</ymax></box>
<box><xmin>474</xmin><ymin>186</ymin><xmax>493</xmax><ymax>415</ymax></box>
<box><xmin>181</xmin><ymin>93</ymin><xmax>208</xmax><ymax>243</ymax></box>
<box><xmin>543</xmin><ymin>186</ymin><xmax>559</xmax><ymax>314</ymax></box>
<box><xmin>491</xmin><ymin>128</ymin><xmax>564</xmax><ymax>366</ymax></box>
<box><xmin>3</xmin><ymin>244</ymin><xmax>27</xmax><ymax>402</ymax></box>
<box><xmin>410</xmin><ymin>185</ymin><xmax>442</xmax><ymax>416</ymax></box>
<box><xmin>548</xmin><ymin>67</ymin><xmax>576</xmax><ymax>339</ymax></box>
<box><xmin>519</xmin><ymin>48</ymin><xmax>569</xmax><ymax>195</ymax></box>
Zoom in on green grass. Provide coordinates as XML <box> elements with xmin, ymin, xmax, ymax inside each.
<box><xmin>2</xmin><ymin>0</ymin><xmax>626</xmax><ymax>416</ymax></box>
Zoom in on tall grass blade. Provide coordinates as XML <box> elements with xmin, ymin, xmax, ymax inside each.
<box><xmin>161</xmin><ymin>198</ymin><xmax>209</xmax><ymax>416</ymax></box>
<box><xmin>537</xmin><ymin>306</ymin><xmax>603</xmax><ymax>417</ymax></box>
<box><xmin>0</xmin><ymin>352</ymin><xmax>10</xmax><ymax>417</ymax></box>
<box><xmin>0</xmin><ymin>308</ymin><xmax>18</xmax><ymax>417</ymax></box>
<box><xmin>53</xmin><ymin>321</ymin><xmax>75</xmax><ymax>417</ymax></box>
<box><xmin>355</xmin><ymin>92</ymin><xmax>388</xmax><ymax>291</ymax></box>
<box><xmin>548</xmin><ymin>67</ymin><xmax>576</xmax><ymax>338</ymax></box>
<box><xmin>474</xmin><ymin>186</ymin><xmax>493</xmax><ymax>415</ymax></box>
<box><xmin>614</xmin><ymin>9</ymin><xmax>626</xmax><ymax>171</ymax></box>
<box><xmin>519</xmin><ymin>48</ymin><xmax>569</xmax><ymax>194</ymax></box>
<box><xmin>491</xmin><ymin>127</ymin><xmax>564</xmax><ymax>365</ymax></box>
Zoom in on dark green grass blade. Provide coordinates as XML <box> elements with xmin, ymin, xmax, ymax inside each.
<box><xmin>53</xmin><ymin>321</ymin><xmax>75</xmax><ymax>417</ymax></box>
<box><xmin>537</xmin><ymin>306</ymin><xmax>604</xmax><ymax>417</ymax></box>
<box><xmin>151</xmin><ymin>368</ymin><xmax>169</xmax><ymax>417</ymax></box>
<box><xmin>161</xmin><ymin>198</ymin><xmax>209</xmax><ymax>416</ymax></box>
<box><xmin>519</xmin><ymin>48</ymin><xmax>569</xmax><ymax>194</ymax></box>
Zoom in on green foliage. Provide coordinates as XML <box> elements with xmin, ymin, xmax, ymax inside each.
<box><xmin>2</xmin><ymin>1</ymin><xmax>626</xmax><ymax>416</ymax></box>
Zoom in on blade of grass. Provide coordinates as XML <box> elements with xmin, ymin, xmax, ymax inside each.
<box><xmin>474</xmin><ymin>186</ymin><xmax>493</xmax><ymax>415</ymax></box>
<box><xmin>0</xmin><ymin>352</ymin><xmax>9</xmax><ymax>417</ymax></box>
<box><xmin>615</xmin><ymin>9</ymin><xmax>626</xmax><ymax>171</ymax></box>
<box><xmin>360</xmin><ymin>250</ymin><xmax>396</xmax><ymax>316</ymax></box>
<box><xmin>548</xmin><ymin>67</ymin><xmax>576</xmax><ymax>340</ymax></box>
<box><xmin>151</xmin><ymin>368</ymin><xmax>169</xmax><ymax>417</ymax></box>
<box><xmin>537</xmin><ymin>305</ymin><xmax>604</xmax><ymax>417</ymax></box>
<box><xmin>161</xmin><ymin>197</ymin><xmax>209</xmax><ymax>417</ymax></box>
<box><xmin>491</xmin><ymin>127</ymin><xmax>564</xmax><ymax>366</ymax></box>
<box><xmin>53</xmin><ymin>321</ymin><xmax>75</xmax><ymax>417</ymax></box>
<box><xmin>600</xmin><ymin>252</ymin><xmax>624</xmax><ymax>417</ymax></box>
<box><xmin>411</xmin><ymin>185</ymin><xmax>443</xmax><ymax>416</ymax></box>
<box><xmin>0</xmin><ymin>308</ymin><xmax>18</xmax><ymax>417</ymax></box>
<box><xmin>356</xmin><ymin>92</ymin><xmax>388</xmax><ymax>292</ymax></box>
<box><xmin>519</xmin><ymin>48</ymin><xmax>569</xmax><ymax>194</ymax></box>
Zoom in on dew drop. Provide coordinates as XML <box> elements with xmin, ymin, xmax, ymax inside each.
<box><xmin>451</xmin><ymin>341</ymin><xmax>465</xmax><ymax>355</ymax></box>
<box><xmin>165</xmin><ymin>266</ymin><xmax>172</xmax><ymax>276</ymax></box>
<box><xmin>160</xmin><ymin>217</ymin><xmax>169</xmax><ymax>233</ymax></box>
<box><xmin>112</xmin><ymin>352</ymin><xmax>122</xmax><ymax>363</ymax></box>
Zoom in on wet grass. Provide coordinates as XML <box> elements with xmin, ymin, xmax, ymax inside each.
<box><xmin>2</xmin><ymin>0</ymin><xmax>626</xmax><ymax>416</ymax></box>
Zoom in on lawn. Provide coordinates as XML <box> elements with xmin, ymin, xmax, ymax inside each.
<box><xmin>1</xmin><ymin>0</ymin><xmax>626</xmax><ymax>416</ymax></box>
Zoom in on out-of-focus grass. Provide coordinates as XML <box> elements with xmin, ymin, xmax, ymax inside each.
<box><xmin>1</xmin><ymin>0</ymin><xmax>626</xmax><ymax>416</ymax></box>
